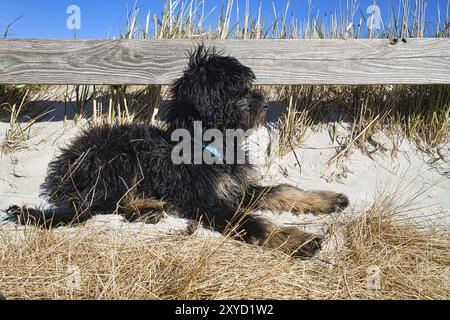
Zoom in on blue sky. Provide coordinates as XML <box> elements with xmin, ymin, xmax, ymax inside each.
<box><xmin>0</xmin><ymin>0</ymin><xmax>446</xmax><ymax>39</ymax></box>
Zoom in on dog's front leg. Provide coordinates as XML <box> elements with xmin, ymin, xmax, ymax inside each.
<box><xmin>246</xmin><ymin>184</ymin><xmax>349</xmax><ymax>215</ymax></box>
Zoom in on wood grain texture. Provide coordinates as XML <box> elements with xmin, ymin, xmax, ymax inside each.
<box><xmin>0</xmin><ymin>39</ymin><xmax>449</xmax><ymax>85</ymax></box>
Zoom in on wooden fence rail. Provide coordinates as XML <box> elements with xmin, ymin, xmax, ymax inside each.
<box><xmin>0</xmin><ymin>39</ymin><xmax>449</xmax><ymax>85</ymax></box>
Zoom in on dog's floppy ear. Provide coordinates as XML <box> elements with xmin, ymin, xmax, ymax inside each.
<box><xmin>171</xmin><ymin>44</ymin><xmax>255</xmax><ymax>121</ymax></box>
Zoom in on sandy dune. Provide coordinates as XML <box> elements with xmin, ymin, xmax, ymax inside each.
<box><xmin>1</xmin><ymin>107</ymin><xmax>449</xmax><ymax>239</ymax></box>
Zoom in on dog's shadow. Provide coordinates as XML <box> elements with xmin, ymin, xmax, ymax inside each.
<box><xmin>1</xmin><ymin>96</ymin><xmax>350</xmax><ymax>126</ymax></box>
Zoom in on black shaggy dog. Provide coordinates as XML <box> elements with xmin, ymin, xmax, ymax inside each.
<box><xmin>7</xmin><ymin>45</ymin><xmax>348</xmax><ymax>257</ymax></box>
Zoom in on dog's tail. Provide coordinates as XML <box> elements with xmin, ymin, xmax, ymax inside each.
<box><xmin>4</xmin><ymin>205</ymin><xmax>92</xmax><ymax>228</ymax></box>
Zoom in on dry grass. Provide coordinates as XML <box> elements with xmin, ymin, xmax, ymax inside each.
<box><xmin>276</xmin><ymin>85</ymin><xmax>450</xmax><ymax>160</ymax></box>
<box><xmin>0</xmin><ymin>85</ymin><xmax>56</xmax><ymax>153</ymax></box>
<box><xmin>0</xmin><ymin>198</ymin><xmax>448</xmax><ymax>300</ymax></box>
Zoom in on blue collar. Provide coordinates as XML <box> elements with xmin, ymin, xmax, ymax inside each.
<box><xmin>192</xmin><ymin>139</ymin><xmax>223</xmax><ymax>161</ymax></box>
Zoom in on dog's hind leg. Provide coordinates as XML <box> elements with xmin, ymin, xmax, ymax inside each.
<box><xmin>259</xmin><ymin>220</ymin><xmax>323</xmax><ymax>258</ymax></box>
<box><xmin>6</xmin><ymin>204</ymin><xmax>93</xmax><ymax>228</ymax></box>
<box><xmin>246</xmin><ymin>184</ymin><xmax>349</xmax><ymax>215</ymax></box>
<box><xmin>241</xmin><ymin>214</ymin><xmax>323</xmax><ymax>258</ymax></box>
<box><xmin>197</xmin><ymin>208</ymin><xmax>322</xmax><ymax>258</ymax></box>
<box><xmin>119</xmin><ymin>198</ymin><xmax>167</xmax><ymax>224</ymax></box>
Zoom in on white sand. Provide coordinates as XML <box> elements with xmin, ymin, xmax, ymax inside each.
<box><xmin>1</xmin><ymin>109</ymin><xmax>449</xmax><ymax>240</ymax></box>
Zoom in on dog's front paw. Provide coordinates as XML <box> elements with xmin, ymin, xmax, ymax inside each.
<box><xmin>333</xmin><ymin>193</ymin><xmax>349</xmax><ymax>212</ymax></box>
<box><xmin>315</xmin><ymin>191</ymin><xmax>349</xmax><ymax>214</ymax></box>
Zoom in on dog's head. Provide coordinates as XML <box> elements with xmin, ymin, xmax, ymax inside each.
<box><xmin>165</xmin><ymin>45</ymin><xmax>268</xmax><ymax>130</ymax></box>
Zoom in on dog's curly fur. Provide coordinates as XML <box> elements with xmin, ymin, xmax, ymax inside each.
<box><xmin>7</xmin><ymin>45</ymin><xmax>348</xmax><ymax>258</ymax></box>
